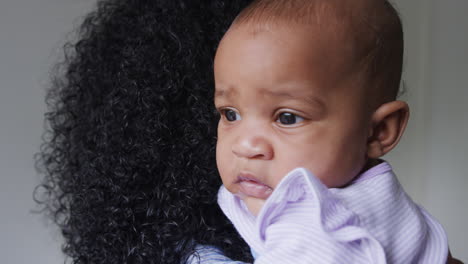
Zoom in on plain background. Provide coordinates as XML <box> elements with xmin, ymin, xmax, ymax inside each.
<box><xmin>0</xmin><ymin>0</ymin><xmax>466</xmax><ymax>263</ymax></box>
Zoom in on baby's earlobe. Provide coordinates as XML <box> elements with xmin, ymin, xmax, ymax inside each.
<box><xmin>367</xmin><ymin>139</ymin><xmax>384</xmax><ymax>158</ymax></box>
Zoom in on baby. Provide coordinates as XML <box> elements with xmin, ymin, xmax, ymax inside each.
<box><xmin>213</xmin><ymin>0</ymin><xmax>449</xmax><ymax>263</ymax></box>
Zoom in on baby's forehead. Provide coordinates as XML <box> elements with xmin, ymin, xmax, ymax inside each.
<box><xmin>228</xmin><ymin>0</ymin><xmax>403</xmax><ymax>103</ymax></box>
<box><xmin>216</xmin><ymin>26</ymin><xmax>369</xmax><ymax>103</ymax></box>
<box><xmin>230</xmin><ymin>0</ymin><xmax>374</xmax><ymax>63</ymax></box>
<box><xmin>232</xmin><ymin>0</ymin><xmax>369</xmax><ymax>36</ymax></box>
<box><xmin>222</xmin><ymin>22</ymin><xmax>365</xmax><ymax>85</ymax></box>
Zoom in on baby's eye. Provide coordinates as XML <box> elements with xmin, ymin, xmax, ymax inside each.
<box><xmin>222</xmin><ymin>109</ymin><xmax>241</xmax><ymax>122</ymax></box>
<box><xmin>276</xmin><ymin>112</ymin><xmax>304</xmax><ymax>126</ymax></box>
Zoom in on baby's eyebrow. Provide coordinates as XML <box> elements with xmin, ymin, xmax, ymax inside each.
<box><xmin>214</xmin><ymin>86</ymin><xmax>237</xmax><ymax>100</ymax></box>
<box><xmin>259</xmin><ymin>88</ymin><xmax>326</xmax><ymax>110</ymax></box>
<box><xmin>215</xmin><ymin>84</ymin><xmax>326</xmax><ymax>113</ymax></box>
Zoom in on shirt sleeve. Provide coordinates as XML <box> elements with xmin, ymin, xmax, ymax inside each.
<box><xmin>186</xmin><ymin>245</ymin><xmax>250</xmax><ymax>264</ymax></box>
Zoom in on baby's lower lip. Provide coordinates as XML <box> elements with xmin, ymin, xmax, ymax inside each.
<box><xmin>238</xmin><ymin>180</ymin><xmax>273</xmax><ymax>199</ymax></box>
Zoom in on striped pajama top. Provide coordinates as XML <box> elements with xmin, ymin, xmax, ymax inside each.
<box><xmin>199</xmin><ymin>162</ymin><xmax>447</xmax><ymax>264</ymax></box>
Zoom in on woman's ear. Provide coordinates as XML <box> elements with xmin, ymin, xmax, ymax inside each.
<box><xmin>367</xmin><ymin>100</ymin><xmax>410</xmax><ymax>158</ymax></box>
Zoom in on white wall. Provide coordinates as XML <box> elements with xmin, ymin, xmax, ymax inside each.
<box><xmin>0</xmin><ymin>0</ymin><xmax>96</xmax><ymax>263</ymax></box>
<box><xmin>0</xmin><ymin>0</ymin><xmax>466</xmax><ymax>263</ymax></box>
<box><xmin>388</xmin><ymin>0</ymin><xmax>468</xmax><ymax>261</ymax></box>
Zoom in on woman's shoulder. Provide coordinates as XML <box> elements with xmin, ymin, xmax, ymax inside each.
<box><xmin>185</xmin><ymin>245</ymin><xmax>249</xmax><ymax>264</ymax></box>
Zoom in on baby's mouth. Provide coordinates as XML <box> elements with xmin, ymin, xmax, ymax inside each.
<box><xmin>236</xmin><ymin>173</ymin><xmax>273</xmax><ymax>199</ymax></box>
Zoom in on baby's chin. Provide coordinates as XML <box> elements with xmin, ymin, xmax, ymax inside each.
<box><xmin>238</xmin><ymin>195</ymin><xmax>266</xmax><ymax>217</ymax></box>
<box><xmin>229</xmin><ymin>181</ymin><xmax>272</xmax><ymax>217</ymax></box>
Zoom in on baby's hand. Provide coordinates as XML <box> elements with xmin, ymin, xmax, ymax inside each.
<box><xmin>241</xmin><ymin>196</ymin><xmax>265</xmax><ymax>216</ymax></box>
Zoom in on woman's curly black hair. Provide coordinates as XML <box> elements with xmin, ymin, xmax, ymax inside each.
<box><xmin>35</xmin><ymin>0</ymin><xmax>254</xmax><ymax>263</ymax></box>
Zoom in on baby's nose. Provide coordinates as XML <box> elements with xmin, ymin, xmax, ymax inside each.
<box><xmin>232</xmin><ymin>133</ymin><xmax>274</xmax><ymax>160</ymax></box>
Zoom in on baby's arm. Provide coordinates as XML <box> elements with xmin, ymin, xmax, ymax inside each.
<box><xmin>253</xmin><ymin>174</ymin><xmax>385</xmax><ymax>263</ymax></box>
<box><xmin>219</xmin><ymin>168</ymin><xmax>386</xmax><ymax>264</ymax></box>
<box><xmin>223</xmin><ymin>167</ymin><xmax>450</xmax><ymax>264</ymax></box>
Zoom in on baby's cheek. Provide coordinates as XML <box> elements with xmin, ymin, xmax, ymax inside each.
<box><xmin>216</xmin><ymin>155</ymin><xmax>236</xmax><ymax>190</ymax></box>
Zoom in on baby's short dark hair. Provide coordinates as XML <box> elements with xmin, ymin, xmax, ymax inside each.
<box><xmin>233</xmin><ymin>0</ymin><xmax>403</xmax><ymax>103</ymax></box>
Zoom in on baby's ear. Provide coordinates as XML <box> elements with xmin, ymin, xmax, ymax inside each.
<box><xmin>367</xmin><ymin>101</ymin><xmax>410</xmax><ymax>158</ymax></box>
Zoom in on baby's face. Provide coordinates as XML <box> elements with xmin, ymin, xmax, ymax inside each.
<box><xmin>214</xmin><ymin>24</ymin><xmax>372</xmax><ymax>200</ymax></box>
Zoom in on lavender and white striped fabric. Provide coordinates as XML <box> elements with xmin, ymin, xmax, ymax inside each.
<box><xmin>217</xmin><ymin>162</ymin><xmax>448</xmax><ymax>264</ymax></box>
<box><xmin>186</xmin><ymin>245</ymin><xmax>249</xmax><ymax>264</ymax></box>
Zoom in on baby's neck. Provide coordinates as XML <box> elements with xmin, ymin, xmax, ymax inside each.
<box><xmin>341</xmin><ymin>158</ymin><xmax>382</xmax><ymax>188</ymax></box>
<box><xmin>363</xmin><ymin>158</ymin><xmax>382</xmax><ymax>171</ymax></box>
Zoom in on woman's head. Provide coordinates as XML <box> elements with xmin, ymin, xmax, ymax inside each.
<box><xmin>36</xmin><ymin>1</ymin><xmax>253</xmax><ymax>263</ymax></box>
